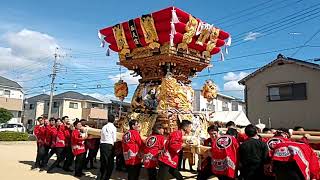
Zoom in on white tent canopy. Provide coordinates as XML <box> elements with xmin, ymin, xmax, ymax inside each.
<box><xmin>209</xmin><ymin>111</ymin><xmax>251</xmax><ymax>126</ymax></box>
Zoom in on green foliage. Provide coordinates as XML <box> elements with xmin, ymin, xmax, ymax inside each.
<box><xmin>0</xmin><ymin>108</ymin><xmax>14</xmax><ymax>124</ymax></box>
<box><xmin>0</xmin><ymin>131</ymin><xmax>29</xmax><ymax>141</ymax></box>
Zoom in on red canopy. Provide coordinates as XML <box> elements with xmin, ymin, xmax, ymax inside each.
<box><xmin>99</xmin><ymin>7</ymin><xmax>230</xmax><ymax>56</ymax></box>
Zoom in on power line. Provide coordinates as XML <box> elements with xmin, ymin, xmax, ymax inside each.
<box><xmin>213</xmin><ymin>45</ymin><xmax>320</xmax><ymax>62</ymax></box>
<box><xmin>291</xmin><ymin>28</ymin><xmax>320</xmax><ymax>56</ymax></box>
<box><xmin>222</xmin><ymin>0</ymin><xmax>303</xmax><ymax>29</ymax></box>
<box><xmin>231</xmin><ymin>2</ymin><xmax>320</xmax><ymax>41</ymax></box>
<box><xmin>214</xmin><ymin>0</ymin><xmax>274</xmax><ymax>25</ymax></box>
<box><xmin>217</xmin><ymin>0</ymin><xmax>293</xmax><ymax>26</ymax></box>
<box><xmin>231</xmin><ymin>13</ymin><xmax>320</xmax><ymax>47</ymax></box>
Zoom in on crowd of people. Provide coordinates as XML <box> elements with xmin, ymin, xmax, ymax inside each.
<box><xmin>32</xmin><ymin>115</ymin><xmax>320</xmax><ymax>180</ymax></box>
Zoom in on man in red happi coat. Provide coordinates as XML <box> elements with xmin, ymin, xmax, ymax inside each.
<box><xmin>71</xmin><ymin>120</ymin><xmax>87</xmax><ymax>177</ymax></box>
<box><xmin>122</xmin><ymin>120</ymin><xmax>143</xmax><ymax>180</ymax></box>
<box><xmin>157</xmin><ymin>120</ymin><xmax>193</xmax><ymax>180</ymax></box>
<box><xmin>272</xmin><ymin>140</ymin><xmax>320</xmax><ymax>180</ymax></box>
<box><xmin>47</xmin><ymin>118</ymin><xmax>67</xmax><ymax>172</ymax></box>
<box><xmin>211</xmin><ymin>128</ymin><xmax>239</xmax><ymax>180</ymax></box>
<box><xmin>33</xmin><ymin>117</ymin><xmax>46</xmax><ymax>170</ymax></box>
<box><xmin>197</xmin><ymin>125</ymin><xmax>220</xmax><ymax>180</ymax></box>
<box><xmin>143</xmin><ymin>123</ymin><xmax>165</xmax><ymax>180</ymax></box>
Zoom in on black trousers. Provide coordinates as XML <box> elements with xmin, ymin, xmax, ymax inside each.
<box><xmin>48</xmin><ymin>147</ymin><xmax>64</xmax><ymax>171</ymax></box>
<box><xmin>74</xmin><ymin>152</ymin><xmax>86</xmax><ymax>176</ymax></box>
<box><xmin>147</xmin><ymin>168</ymin><xmax>157</xmax><ymax>180</ymax></box>
<box><xmin>35</xmin><ymin>144</ymin><xmax>46</xmax><ymax>168</ymax></box>
<box><xmin>42</xmin><ymin>145</ymin><xmax>51</xmax><ymax>166</ymax></box>
<box><xmin>197</xmin><ymin>162</ymin><xmax>213</xmax><ymax>180</ymax></box>
<box><xmin>63</xmin><ymin>146</ymin><xmax>74</xmax><ymax>170</ymax></box>
<box><xmin>115</xmin><ymin>153</ymin><xmax>125</xmax><ymax>170</ymax></box>
<box><xmin>99</xmin><ymin>144</ymin><xmax>115</xmax><ymax>180</ymax></box>
<box><xmin>85</xmin><ymin>148</ymin><xmax>98</xmax><ymax>168</ymax></box>
<box><xmin>273</xmin><ymin>161</ymin><xmax>304</xmax><ymax>180</ymax></box>
<box><xmin>157</xmin><ymin>161</ymin><xmax>183</xmax><ymax>180</ymax></box>
<box><xmin>127</xmin><ymin>164</ymin><xmax>142</xmax><ymax>180</ymax></box>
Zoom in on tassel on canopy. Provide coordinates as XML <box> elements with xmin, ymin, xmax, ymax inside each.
<box><xmin>225</xmin><ymin>36</ymin><xmax>231</xmax><ymax>54</ymax></box>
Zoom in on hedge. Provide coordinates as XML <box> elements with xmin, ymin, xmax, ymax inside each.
<box><xmin>0</xmin><ymin>131</ymin><xmax>29</xmax><ymax>141</ymax></box>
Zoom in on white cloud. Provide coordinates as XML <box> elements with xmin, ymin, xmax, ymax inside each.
<box><xmin>223</xmin><ymin>71</ymin><xmax>248</xmax><ymax>92</ymax></box>
<box><xmin>4</xmin><ymin>29</ymin><xmax>59</xmax><ymax>59</ymax></box>
<box><xmin>243</xmin><ymin>32</ymin><xmax>261</xmax><ymax>41</ymax></box>
<box><xmin>108</xmin><ymin>70</ymin><xmax>140</xmax><ymax>84</ymax></box>
<box><xmin>0</xmin><ymin>29</ymin><xmax>59</xmax><ymax>73</ymax></box>
<box><xmin>224</xmin><ymin>81</ymin><xmax>245</xmax><ymax>91</ymax></box>
<box><xmin>223</xmin><ymin>72</ymin><xmax>249</xmax><ymax>82</ymax></box>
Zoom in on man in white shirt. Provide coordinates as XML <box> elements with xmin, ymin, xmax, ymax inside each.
<box><xmin>98</xmin><ymin>114</ymin><xmax>117</xmax><ymax>180</ymax></box>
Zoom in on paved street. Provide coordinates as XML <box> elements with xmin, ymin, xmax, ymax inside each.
<box><xmin>0</xmin><ymin>141</ymin><xmax>217</xmax><ymax>180</ymax></box>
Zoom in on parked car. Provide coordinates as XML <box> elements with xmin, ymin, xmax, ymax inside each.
<box><xmin>0</xmin><ymin>123</ymin><xmax>26</xmax><ymax>133</ymax></box>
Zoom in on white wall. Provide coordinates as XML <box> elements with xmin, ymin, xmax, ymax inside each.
<box><xmin>193</xmin><ymin>90</ymin><xmax>245</xmax><ymax>113</ymax></box>
<box><xmin>0</xmin><ymin>88</ymin><xmax>23</xmax><ymax>99</ymax></box>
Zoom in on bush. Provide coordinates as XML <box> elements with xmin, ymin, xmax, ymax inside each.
<box><xmin>0</xmin><ymin>131</ymin><xmax>29</xmax><ymax>141</ymax></box>
<box><xmin>28</xmin><ymin>134</ymin><xmax>37</xmax><ymax>141</ymax></box>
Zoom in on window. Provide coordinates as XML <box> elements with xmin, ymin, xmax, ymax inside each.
<box><xmin>232</xmin><ymin>102</ymin><xmax>238</xmax><ymax>111</ymax></box>
<box><xmin>206</xmin><ymin>103</ymin><xmax>215</xmax><ymax>111</ymax></box>
<box><xmin>69</xmin><ymin>102</ymin><xmax>78</xmax><ymax>109</ymax></box>
<box><xmin>4</xmin><ymin>90</ymin><xmax>10</xmax><ymax>97</ymax></box>
<box><xmin>29</xmin><ymin>104</ymin><xmax>34</xmax><ymax>110</ymax></box>
<box><xmin>268</xmin><ymin>83</ymin><xmax>307</xmax><ymax>101</ymax></box>
<box><xmin>18</xmin><ymin>111</ymin><xmax>22</xmax><ymax>117</ymax></box>
<box><xmin>222</xmin><ymin>101</ymin><xmax>229</xmax><ymax>111</ymax></box>
<box><xmin>92</xmin><ymin>103</ymin><xmax>99</xmax><ymax>108</ymax></box>
<box><xmin>53</xmin><ymin>102</ymin><xmax>59</xmax><ymax>108</ymax></box>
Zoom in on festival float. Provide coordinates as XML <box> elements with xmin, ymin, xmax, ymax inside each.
<box><xmin>97</xmin><ymin>6</ymin><xmax>229</xmax><ymax>137</ymax></box>
<box><xmin>85</xmin><ymin>6</ymin><xmax>320</xmax><ymax>156</ymax></box>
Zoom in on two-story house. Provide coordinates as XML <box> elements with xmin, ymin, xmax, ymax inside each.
<box><xmin>239</xmin><ymin>54</ymin><xmax>320</xmax><ymax>129</ymax></box>
<box><xmin>193</xmin><ymin>90</ymin><xmax>245</xmax><ymax>112</ymax></box>
<box><xmin>24</xmin><ymin>94</ymin><xmax>49</xmax><ymax>129</ymax></box>
<box><xmin>0</xmin><ymin>76</ymin><xmax>24</xmax><ymax>124</ymax></box>
<box><xmin>25</xmin><ymin>91</ymin><xmax>108</xmax><ymax>121</ymax></box>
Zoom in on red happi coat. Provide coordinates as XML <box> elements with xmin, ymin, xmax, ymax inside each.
<box><xmin>264</xmin><ymin>136</ymin><xmax>290</xmax><ymax>176</ymax></box>
<box><xmin>158</xmin><ymin>130</ymin><xmax>183</xmax><ymax>168</ymax></box>
<box><xmin>55</xmin><ymin>125</ymin><xmax>66</xmax><ymax>148</ymax></box>
<box><xmin>237</xmin><ymin>133</ymin><xmax>248</xmax><ymax>143</ymax></box>
<box><xmin>44</xmin><ymin>125</ymin><xmax>56</xmax><ymax>147</ymax></box>
<box><xmin>273</xmin><ymin>141</ymin><xmax>320</xmax><ymax>180</ymax></box>
<box><xmin>122</xmin><ymin>129</ymin><xmax>143</xmax><ymax>165</ymax></box>
<box><xmin>71</xmin><ymin>129</ymin><xmax>86</xmax><ymax>156</ymax></box>
<box><xmin>143</xmin><ymin>134</ymin><xmax>166</xmax><ymax>169</ymax></box>
<box><xmin>34</xmin><ymin>125</ymin><xmax>46</xmax><ymax>146</ymax></box>
<box><xmin>211</xmin><ymin>135</ymin><xmax>239</xmax><ymax>178</ymax></box>
<box><xmin>50</xmin><ymin>126</ymin><xmax>58</xmax><ymax>148</ymax></box>
<box><xmin>86</xmin><ymin>138</ymin><xmax>97</xmax><ymax>150</ymax></box>
<box><xmin>64</xmin><ymin>127</ymin><xmax>72</xmax><ymax>147</ymax></box>
<box><xmin>298</xmin><ymin>136</ymin><xmax>320</xmax><ymax>150</ymax></box>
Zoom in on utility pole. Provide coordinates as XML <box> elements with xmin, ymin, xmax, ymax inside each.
<box><xmin>48</xmin><ymin>48</ymin><xmax>58</xmax><ymax>119</ymax></box>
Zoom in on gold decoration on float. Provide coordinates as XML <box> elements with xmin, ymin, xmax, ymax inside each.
<box><xmin>178</xmin><ymin>15</ymin><xmax>198</xmax><ymax>51</ymax></box>
<box><xmin>201</xmin><ymin>79</ymin><xmax>217</xmax><ymax>102</ymax></box>
<box><xmin>114</xmin><ymin>80</ymin><xmax>128</xmax><ymax>101</ymax></box>
<box><xmin>206</xmin><ymin>27</ymin><xmax>220</xmax><ymax>52</ymax></box>
<box><xmin>112</xmin><ymin>24</ymin><xmax>130</xmax><ymax>55</ymax></box>
<box><xmin>140</xmin><ymin>14</ymin><xmax>159</xmax><ymax>48</ymax></box>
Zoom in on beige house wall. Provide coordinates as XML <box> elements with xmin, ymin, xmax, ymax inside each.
<box><xmin>62</xmin><ymin>100</ymin><xmax>83</xmax><ymax>120</ymax></box>
<box><xmin>82</xmin><ymin>108</ymin><xmax>108</xmax><ymax>120</ymax></box>
<box><xmin>0</xmin><ymin>97</ymin><xmax>23</xmax><ymax>111</ymax></box>
<box><xmin>245</xmin><ymin>62</ymin><xmax>320</xmax><ymax>129</ymax></box>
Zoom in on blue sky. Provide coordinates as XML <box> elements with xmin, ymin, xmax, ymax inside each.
<box><xmin>0</xmin><ymin>0</ymin><xmax>319</xmax><ymax>102</ymax></box>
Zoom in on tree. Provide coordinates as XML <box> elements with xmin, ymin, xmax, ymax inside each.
<box><xmin>0</xmin><ymin>108</ymin><xmax>13</xmax><ymax>124</ymax></box>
